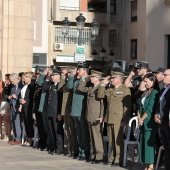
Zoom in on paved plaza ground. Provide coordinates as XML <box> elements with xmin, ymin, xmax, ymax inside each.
<box><xmin>0</xmin><ymin>140</ymin><xmax>164</xmax><ymax>170</ymax></box>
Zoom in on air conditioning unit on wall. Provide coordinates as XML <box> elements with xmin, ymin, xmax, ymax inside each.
<box><xmin>53</xmin><ymin>43</ymin><xmax>64</xmax><ymax>51</ymax></box>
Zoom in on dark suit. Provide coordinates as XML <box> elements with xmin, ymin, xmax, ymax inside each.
<box><xmin>158</xmin><ymin>87</ymin><xmax>170</xmax><ymax>169</ymax></box>
<box><xmin>19</xmin><ymin>83</ymin><xmax>35</xmax><ymax>138</ymax></box>
<box><xmin>10</xmin><ymin>84</ymin><xmax>22</xmax><ymax>141</ymax></box>
<box><xmin>42</xmin><ymin>81</ymin><xmax>63</xmax><ymax>152</ymax></box>
<box><xmin>33</xmin><ymin>82</ymin><xmax>46</xmax><ymax>148</ymax></box>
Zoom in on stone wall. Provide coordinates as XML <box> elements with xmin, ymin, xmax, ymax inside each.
<box><xmin>0</xmin><ymin>0</ymin><xmax>34</xmax><ymax>76</ymax></box>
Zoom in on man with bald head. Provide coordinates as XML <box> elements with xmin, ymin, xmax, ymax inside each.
<box><xmin>155</xmin><ymin>69</ymin><xmax>170</xmax><ymax>170</ymax></box>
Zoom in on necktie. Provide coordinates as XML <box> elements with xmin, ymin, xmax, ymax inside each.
<box><xmin>13</xmin><ymin>85</ymin><xmax>16</xmax><ymax>94</ymax></box>
<box><xmin>159</xmin><ymin>86</ymin><xmax>168</xmax><ymax>118</ymax></box>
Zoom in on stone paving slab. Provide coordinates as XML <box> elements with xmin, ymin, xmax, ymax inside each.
<box><xmin>0</xmin><ymin>140</ymin><xmax>164</xmax><ymax>170</ymax></box>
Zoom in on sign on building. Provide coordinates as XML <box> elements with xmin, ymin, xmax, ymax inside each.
<box><xmin>76</xmin><ymin>46</ymin><xmax>84</xmax><ymax>53</ymax></box>
<box><xmin>56</xmin><ymin>55</ymin><xmax>74</xmax><ymax>62</ymax></box>
<box><xmin>74</xmin><ymin>53</ymin><xmax>86</xmax><ymax>62</ymax></box>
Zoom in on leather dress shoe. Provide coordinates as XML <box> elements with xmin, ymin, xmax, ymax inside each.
<box><xmin>42</xmin><ymin>148</ymin><xmax>49</xmax><ymax>151</ymax></box>
<box><xmin>73</xmin><ymin>154</ymin><xmax>79</xmax><ymax>159</ymax></box>
<box><xmin>85</xmin><ymin>158</ymin><xmax>91</xmax><ymax>162</ymax></box>
<box><xmin>56</xmin><ymin>151</ymin><xmax>63</xmax><ymax>155</ymax></box>
<box><xmin>52</xmin><ymin>149</ymin><xmax>57</xmax><ymax>154</ymax></box>
<box><xmin>8</xmin><ymin>140</ymin><xmax>14</xmax><ymax>144</ymax></box>
<box><xmin>78</xmin><ymin>156</ymin><xmax>86</xmax><ymax>161</ymax></box>
<box><xmin>48</xmin><ymin>149</ymin><xmax>57</xmax><ymax>155</ymax></box>
<box><xmin>119</xmin><ymin>163</ymin><xmax>123</xmax><ymax>167</ymax></box>
<box><xmin>11</xmin><ymin>140</ymin><xmax>21</xmax><ymax>145</ymax></box>
<box><xmin>91</xmin><ymin>159</ymin><xmax>103</xmax><ymax>164</ymax></box>
<box><xmin>103</xmin><ymin>162</ymin><xmax>115</xmax><ymax>167</ymax></box>
<box><xmin>66</xmin><ymin>153</ymin><xmax>73</xmax><ymax>157</ymax></box>
<box><xmin>30</xmin><ymin>141</ymin><xmax>33</xmax><ymax>147</ymax></box>
<box><xmin>40</xmin><ymin>148</ymin><xmax>44</xmax><ymax>151</ymax></box>
<box><xmin>48</xmin><ymin>149</ymin><xmax>54</xmax><ymax>155</ymax></box>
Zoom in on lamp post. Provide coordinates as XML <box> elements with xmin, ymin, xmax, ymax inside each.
<box><xmin>61</xmin><ymin>13</ymin><xmax>100</xmax><ymax>46</ymax></box>
<box><xmin>109</xmin><ymin>50</ymin><xmax>115</xmax><ymax>62</ymax></box>
<box><xmin>91</xmin><ymin>19</ymin><xmax>100</xmax><ymax>40</ymax></box>
<box><xmin>100</xmin><ymin>47</ymin><xmax>106</xmax><ymax>60</ymax></box>
<box><xmin>100</xmin><ymin>47</ymin><xmax>106</xmax><ymax>71</ymax></box>
<box><xmin>91</xmin><ymin>50</ymin><xmax>97</xmax><ymax>61</ymax></box>
<box><xmin>75</xmin><ymin>13</ymin><xmax>86</xmax><ymax>46</ymax></box>
<box><xmin>61</xmin><ymin>17</ymin><xmax>71</xmax><ymax>38</ymax></box>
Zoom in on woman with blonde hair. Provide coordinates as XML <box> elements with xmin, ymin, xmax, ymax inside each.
<box><xmin>18</xmin><ymin>72</ymin><xmax>35</xmax><ymax>146</ymax></box>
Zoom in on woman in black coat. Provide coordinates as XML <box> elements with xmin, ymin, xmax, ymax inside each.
<box><xmin>19</xmin><ymin>72</ymin><xmax>35</xmax><ymax>145</ymax></box>
<box><xmin>0</xmin><ymin>74</ymin><xmax>12</xmax><ymax>141</ymax></box>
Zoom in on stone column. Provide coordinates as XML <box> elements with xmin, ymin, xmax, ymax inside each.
<box><xmin>0</xmin><ymin>0</ymin><xmax>34</xmax><ymax>75</ymax></box>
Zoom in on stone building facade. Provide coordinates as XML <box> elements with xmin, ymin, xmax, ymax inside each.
<box><xmin>0</xmin><ymin>0</ymin><xmax>34</xmax><ymax>77</ymax></box>
<box><xmin>48</xmin><ymin>0</ymin><xmax>123</xmax><ymax>74</ymax></box>
<box><xmin>123</xmin><ymin>0</ymin><xmax>170</xmax><ymax>69</ymax></box>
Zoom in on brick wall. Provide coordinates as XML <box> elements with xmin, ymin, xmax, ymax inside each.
<box><xmin>80</xmin><ymin>0</ymin><xmax>87</xmax><ymax>11</ymax></box>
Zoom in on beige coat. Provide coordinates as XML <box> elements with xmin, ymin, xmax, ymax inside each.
<box><xmin>58</xmin><ymin>78</ymin><xmax>73</xmax><ymax>116</ymax></box>
<box><xmin>97</xmin><ymin>84</ymin><xmax>131</xmax><ymax>124</ymax></box>
<box><xmin>77</xmin><ymin>81</ymin><xmax>104</xmax><ymax>122</ymax></box>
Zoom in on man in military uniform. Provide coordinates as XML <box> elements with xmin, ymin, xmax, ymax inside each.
<box><xmin>58</xmin><ymin>66</ymin><xmax>79</xmax><ymax>157</ymax></box>
<box><xmin>32</xmin><ymin>73</ymin><xmax>46</xmax><ymax>150</ymax></box>
<box><xmin>77</xmin><ymin>70</ymin><xmax>104</xmax><ymax>163</ymax></box>
<box><xmin>67</xmin><ymin>62</ymin><xmax>91</xmax><ymax>161</ymax></box>
<box><xmin>98</xmin><ymin>72</ymin><xmax>131</xmax><ymax>167</ymax></box>
<box><xmin>37</xmin><ymin>68</ymin><xmax>53</xmax><ymax>152</ymax></box>
<box><xmin>42</xmin><ymin>69</ymin><xmax>63</xmax><ymax>154</ymax></box>
<box><xmin>124</xmin><ymin>61</ymin><xmax>148</xmax><ymax>116</ymax></box>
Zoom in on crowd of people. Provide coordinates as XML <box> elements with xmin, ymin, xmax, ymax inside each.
<box><xmin>0</xmin><ymin>61</ymin><xmax>170</xmax><ymax>170</ymax></box>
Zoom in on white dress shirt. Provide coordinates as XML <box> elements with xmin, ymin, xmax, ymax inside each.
<box><xmin>20</xmin><ymin>84</ymin><xmax>28</xmax><ymax>99</ymax></box>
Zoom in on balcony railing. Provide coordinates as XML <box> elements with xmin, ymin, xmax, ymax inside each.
<box><xmin>59</xmin><ymin>6</ymin><xmax>79</xmax><ymax>11</ymax></box>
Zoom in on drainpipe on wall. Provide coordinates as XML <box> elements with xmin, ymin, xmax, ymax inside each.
<box><xmin>106</xmin><ymin>0</ymin><xmax>110</xmax><ymax>24</ymax></box>
<box><xmin>48</xmin><ymin>0</ymin><xmax>53</xmax><ymax>22</ymax></box>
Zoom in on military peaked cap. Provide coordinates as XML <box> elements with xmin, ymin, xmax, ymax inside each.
<box><xmin>77</xmin><ymin>62</ymin><xmax>90</xmax><ymax>69</ymax></box>
<box><xmin>89</xmin><ymin>70</ymin><xmax>103</xmax><ymax>77</ymax></box>
<box><xmin>110</xmin><ymin>71</ymin><xmax>127</xmax><ymax>78</ymax></box>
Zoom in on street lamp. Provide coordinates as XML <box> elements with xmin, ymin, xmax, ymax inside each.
<box><xmin>61</xmin><ymin>13</ymin><xmax>100</xmax><ymax>46</ymax></box>
<box><xmin>109</xmin><ymin>50</ymin><xmax>115</xmax><ymax>62</ymax></box>
<box><xmin>91</xmin><ymin>50</ymin><xmax>97</xmax><ymax>61</ymax></box>
<box><xmin>100</xmin><ymin>47</ymin><xmax>106</xmax><ymax>71</ymax></box>
<box><xmin>91</xmin><ymin>19</ymin><xmax>100</xmax><ymax>40</ymax></box>
<box><xmin>76</xmin><ymin>13</ymin><xmax>86</xmax><ymax>30</ymax></box>
<box><xmin>61</xmin><ymin>17</ymin><xmax>71</xmax><ymax>38</ymax></box>
<box><xmin>100</xmin><ymin>47</ymin><xmax>106</xmax><ymax>59</ymax></box>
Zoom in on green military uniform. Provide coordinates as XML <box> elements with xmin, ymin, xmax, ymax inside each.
<box><xmin>58</xmin><ymin>69</ymin><xmax>79</xmax><ymax>156</ymax></box>
<box><xmin>67</xmin><ymin>75</ymin><xmax>90</xmax><ymax>159</ymax></box>
<box><xmin>97</xmin><ymin>72</ymin><xmax>131</xmax><ymax>165</ymax></box>
<box><xmin>67</xmin><ymin>63</ymin><xmax>91</xmax><ymax>160</ymax></box>
<box><xmin>37</xmin><ymin>73</ymin><xmax>46</xmax><ymax>113</ymax></box>
<box><xmin>77</xmin><ymin>70</ymin><xmax>104</xmax><ymax>161</ymax></box>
